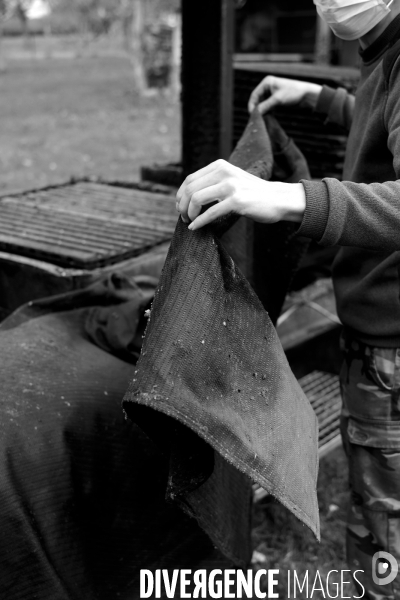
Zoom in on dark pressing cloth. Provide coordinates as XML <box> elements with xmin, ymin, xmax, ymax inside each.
<box><xmin>123</xmin><ymin>110</ymin><xmax>320</xmax><ymax>541</ymax></box>
<box><xmin>221</xmin><ymin>113</ymin><xmax>311</xmax><ymax>324</ymax></box>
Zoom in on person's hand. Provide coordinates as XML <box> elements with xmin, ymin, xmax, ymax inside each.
<box><xmin>176</xmin><ymin>159</ymin><xmax>306</xmax><ymax>231</ymax></box>
<box><xmin>248</xmin><ymin>75</ymin><xmax>322</xmax><ymax>114</ymax></box>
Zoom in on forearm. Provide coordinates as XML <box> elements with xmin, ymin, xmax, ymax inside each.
<box><xmin>298</xmin><ymin>178</ymin><xmax>400</xmax><ymax>252</ymax></box>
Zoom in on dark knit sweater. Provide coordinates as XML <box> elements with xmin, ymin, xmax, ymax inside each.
<box><xmin>297</xmin><ymin>16</ymin><xmax>400</xmax><ymax>347</ymax></box>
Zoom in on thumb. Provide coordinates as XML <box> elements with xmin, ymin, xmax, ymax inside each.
<box><xmin>248</xmin><ymin>94</ymin><xmax>261</xmax><ymax>113</ymax></box>
<box><xmin>257</xmin><ymin>95</ymin><xmax>280</xmax><ymax>114</ymax></box>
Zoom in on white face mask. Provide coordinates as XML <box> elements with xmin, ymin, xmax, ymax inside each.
<box><xmin>314</xmin><ymin>0</ymin><xmax>394</xmax><ymax>40</ymax></box>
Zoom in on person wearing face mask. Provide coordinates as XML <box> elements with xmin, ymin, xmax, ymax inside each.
<box><xmin>177</xmin><ymin>1</ymin><xmax>400</xmax><ymax>597</ymax></box>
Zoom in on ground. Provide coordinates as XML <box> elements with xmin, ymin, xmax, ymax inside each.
<box><xmin>253</xmin><ymin>446</ymin><xmax>355</xmax><ymax>599</ymax></box>
<box><xmin>0</xmin><ymin>42</ymin><xmax>180</xmax><ymax>193</ymax></box>
<box><xmin>0</xmin><ymin>37</ymin><xmax>352</xmax><ymax>599</ymax></box>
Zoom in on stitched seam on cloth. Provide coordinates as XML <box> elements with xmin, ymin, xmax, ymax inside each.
<box><xmin>123</xmin><ymin>395</ymin><xmax>318</xmax><ymax>535</ymax></box>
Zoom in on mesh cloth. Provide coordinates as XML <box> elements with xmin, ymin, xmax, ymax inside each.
<box><xmin>123</xmin><ymin>110</ymin><xmax>320</xmax><ymax>544</ymax></box>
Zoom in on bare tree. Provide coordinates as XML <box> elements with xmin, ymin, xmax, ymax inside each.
<box><xmin>119</xmin><ymin>0</ymin><xmax>146</xmax><ymax>93</ymax></box>
<box><xmin>0</xmin><ymin>0</ymin><xmax>14</xmax><ymax>71</ymax></box>
<box><xmin>14</xmin><ymin>0</ymin><xmax>29</xmax><ymax>38</ymax></box>
<box><xmin>130</xmin><ymin>0</ymin><xmax>146</xmax><ymax>92</ymax></box>
<box><xmin>169</xmin><ymin>10</ymin><xmax>181</xmax><ymax>98</ymax></box>
<box><xmin>0</xmin><ymin>0</ymin><xmax>34</xmax><ymax>52</ymax></box>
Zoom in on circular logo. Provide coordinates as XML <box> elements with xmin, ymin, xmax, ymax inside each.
<box><xmin>372</xmin><ymin>551</ymin><xmax>399</xmax><ymax>586</ymax></box>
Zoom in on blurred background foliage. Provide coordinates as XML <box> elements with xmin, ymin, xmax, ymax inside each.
<box><xmin>0</xmin><ymin>0</ymin><xmax>181</xmax><ymax>88</ymax></box>
<box><xmin>0</xmin><ymin>0</ymin><xmax>182</xmax><ymax>191</ymax></box>
<box><xmin>1</xmin><ymin>0</ymin><xmax>180</xmax><ymax>36</ymax></box>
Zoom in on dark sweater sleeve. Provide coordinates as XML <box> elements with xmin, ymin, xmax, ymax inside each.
<box><xmin>314</xmin><ymin>85</ymin><xmax>355</xmax><ymax>131</ymax></box>
<box><xmin>297</xmin><ymin>62</ymin><xmax>400</xmax><ymax>252</ymax></box>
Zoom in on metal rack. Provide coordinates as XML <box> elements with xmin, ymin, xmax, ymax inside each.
<box><xmin>0</xmin><ymin>181</ymin><xmax>177</xmax><ymax>270</ymax></box>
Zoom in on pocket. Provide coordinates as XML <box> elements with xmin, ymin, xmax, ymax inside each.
<box><xmin>341</xmin><ymin>352</ymin><xmax>400</xmax><ymax>424</ymax></box>
<box><xmin>346</xmin><ymin>439</ymin><xmax>400</xmax><ymax>511</ymax></box>
<box><xmin>340</xmin><ymin>345</ymin><xmax>400</xmax><ymax>449</ymax></box>
<box><xmin>369</xmin><ymin>347</ymin><xmax>396</xmax><ymax>392</ymax></box>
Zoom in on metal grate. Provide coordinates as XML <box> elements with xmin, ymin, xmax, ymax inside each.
<box><xmin>299</xmin><ymin>370</ymin><xmax>341</xmax><ymax>453</ymax></box>
<box><xmin>254</xmin><ymin>370</ymin><xmax>341</xmax><ymax>502</ymax></box>
<box><xmin>0</xmin><ymin>182</ymin><xmax>178</xmax><ymax>270</ymax></box>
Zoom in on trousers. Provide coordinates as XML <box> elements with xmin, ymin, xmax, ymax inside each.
<box><xmin>340</xmin><ymin>334</ymin><xmax>400</xmax><ymax>599</ymax></box>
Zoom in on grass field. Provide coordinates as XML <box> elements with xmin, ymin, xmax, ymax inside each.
<box><xmin>0</xmin><ymin>48</ymin><xmax>353</xmax><ymax>599</ymax></box>
<box><xmin>0</xmin><ymin>53</ymin><xmax>180</xmax><ymax>193</ymax></box>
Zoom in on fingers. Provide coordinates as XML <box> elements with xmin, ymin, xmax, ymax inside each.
<box><xmin>248</xmin><ymin>76</ymin><xmax>273</xmax><ymax>113</ymax></box>
<box><xmin>178</xmin><ymin>174</ymin><xmax>223</xmax><ymax>222</ymax></box>
<box><xmin>257</xmin><ymin>95</ymin><xmax>280</xmax><ymax>114</ymax></box>
<box><xmin>176</xmin><ymin>159</ymin><xmax>232</xmax><ymax>222</ymax></box>
<box><xmin>188</xmin><ymin>199</ymin><xmax>232</xmax><ymax>231</ymax></box>
<box><xmin>176</xmin><ymin>160</ymin><xmax>224</xmax><ymax>200</ymax></box>
<box><xmin>248</xmin><ymin>83</ymin><xmax>266</xmax><ymax>113</ymax></box>
<box><xmin>186</xmin><ymin>182</ymin><xmax>226</xmax><ymax>222</ymax></box>
<box><xmin>177</xmin><ymin>170</ymin><xmax>216</xmax><ymax>222</ymax></box>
